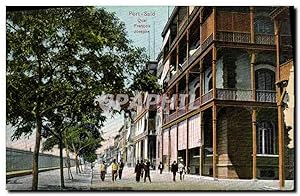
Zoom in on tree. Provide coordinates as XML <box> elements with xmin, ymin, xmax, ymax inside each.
<box><xmin>7</xmin><ymin>6</ymin><xmax>148</xmax><ymax>190</ymax></box>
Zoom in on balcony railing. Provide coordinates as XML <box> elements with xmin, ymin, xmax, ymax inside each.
<box><xmin>281</xmin><ymin>35</ymin><xmax>292</xmax><ymax>47</ymax></box>
<box><xmin>256</xmin><ymin>90</ymin><xmax>276</xmax><ymax>103</ymax></box>
<box><xmin>255</xmin><ymin>34</ymin><xmax>275</xmax><ymax>45</ymax></box>
<box><xmin>201</xmin><ymin>34</ymin><xmax>213</xmax><ymax>51</ymax></box>
<box><xmin>217</xmin><ymin>31</ymin><xmax>251</xmax><ymax>43</ymax></box>
<box><xmin>163</xmin><ymin>89</ymin><xmax>276</xmax><ymax>125</ymax></box>
<box><xmin>178</xmin><ymin>107</ymin><xmax>186</xmax><ymax>116</ymax></box>
<box><xmin>216</xmin><ymin>88</ymin><xmax>252</xmax><ymax>101</ymax></box>
<box><xmin>201</xmin><ymin>89</ymin><xmax>213</xmax><ymax>104</ymax></box>
<box><xmin>187</xmin><ymin>97</ymin><xmax>201</xmax><ymax>111</ymax></box>
<box><xmin>168</xmin><ymin>111</ymin><xmax>177</xmax><ymax>122</ymax></box>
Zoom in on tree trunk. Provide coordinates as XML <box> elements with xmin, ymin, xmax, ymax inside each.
<box><xmin>74</xmin><ymin>153</ymin><xmax>80</xmax><ymax>174</ymax></box>
<box><xmin>59</xmin><ymin>136</ymin><xmax>65</xmax><ymax>189</ymax></box>
<box><xmin>64</xmin><ymin>141</ymin><xmax>73</xmax><ymax>180</ymax></box>
<box><xmin>80</xmin><ymin>159</ymin><xmax>83</xmax><ymax>172</ymax></box>
<box><xmin>32</xmin><ymin>117</ymin><xmax>42</xmax><ymax>191</ymax></box>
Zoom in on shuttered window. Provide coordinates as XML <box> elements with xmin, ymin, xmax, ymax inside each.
<box><xmin>255</xmin><ymin>69</ymin><xmax>275</xmax><ymax>90</ymax></box>
<box><xmin>178</xmin><ymin>120</ymin><xmax>187</xmax><ymax>150</ymax></box>
<box><xmin>170</xmin><ymin>126</ymin><xmax>177</xmax><ymax>162</ymax></box>
<box><xmin>257</xmin><ymin>121</ymin><xmax>276</xmax><ymax>154</ymax></box>
<box><xmin>163</xmin><ymin>129</ymin><xmax>169</xmax><ymax>155</ymax></box>
<box><xmin>188</xmin><ymin>114</ymin><xmax>201</xmax><ymax>149</ymax></box>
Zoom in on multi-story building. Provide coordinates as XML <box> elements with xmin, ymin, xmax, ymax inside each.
<box><xmin>121</xmin><ymin>113</ymin><xmax>136</xmax><ymax>167</ymax></box>
<box><xmin>133</xmin><ymin>61</ymin><xmax>158</xmax><ymax>167</ymax></box>
<box><xmin>156</xmin><ymin>6</ymin><xmax>294</xmax><ymax>181</ymax></box>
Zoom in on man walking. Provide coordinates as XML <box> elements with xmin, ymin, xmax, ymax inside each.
<box><xmin>99</xmin><ymin>161</ymin><xmax>107</xmax><ymax>181</ymax></box>
<box><xmin>111</xmin><ymin>159</ymin><xmax>118</xmax><ymax>182</ymax></box>
<box><xmin>134</xmin><ymin>160</ymin><xmax>142</xmax><ymax>182</ymax></box>
<box><xmin>178</xmin><ymin>160</ymin><xmax>186</xmax><ymax>181</ymax></box>
<box><xmin>140</xmin><ymin>159</ymin><xmax>144</xmax><ymax>178</ymax></box>
<box><xmin>118</xmin><ymin>160</ymin><xmax>124</xmax><ymax>179</ymax></box>
<box><xmin>158</xmin><ymin>161</ymin><xmax>164</xmax><ymax>174</ymax></box>
<box><xmin>143</xmin><ymin>159</ymin><xmax>151</xmax><ymax>183</ymax></box>
<box><xmin>171</xmin><ymin>161</ymin><xmax>178</xmax><ymax>182</ymax></box>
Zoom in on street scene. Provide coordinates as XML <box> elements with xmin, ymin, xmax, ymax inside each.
<box><xmin>6</xmin><ymin>164</ymin><xmax>294</xmax><ymax>191</ymax></box>
<box><xmin>6</xmin><ymin>5</ymin><xmax>295</xmax><ymax>192</ymax></box>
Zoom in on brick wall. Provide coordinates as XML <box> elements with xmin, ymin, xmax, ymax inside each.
<box><xmin>217</xmin><ymin>107</ymin><xmax>252</xmax><ymax>179</ymax></box>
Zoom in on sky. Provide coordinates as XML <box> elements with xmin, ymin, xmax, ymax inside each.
<box><xmin>103</xmin><ymin>6</ymin><xmax>174</xmax><ymax>60</ymax></box>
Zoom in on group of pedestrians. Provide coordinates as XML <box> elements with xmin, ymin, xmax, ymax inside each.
<box><xmin>98</xmin><ymin>158</ymin><xmax>187</xmax><ymax>183</ymax></box>
<box><xmin>134</xmin><ymin>159</ymin><xmax>152</xmax><ymax>183</ymax></box>
<box><xmin>99</xmin><ymin>159</ymin><xmax>124</xmax><ymax>182</ymax></box>
<box><xmin>171</xmin><ymin>159</ymin><xmax>186</xmax><ymax>182</ymax></box>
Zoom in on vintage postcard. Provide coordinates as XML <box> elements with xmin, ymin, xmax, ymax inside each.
<box><xmin>6</xmin><ymin>5</ymin><xmax>295</xmax><ymax>192</ymax></box>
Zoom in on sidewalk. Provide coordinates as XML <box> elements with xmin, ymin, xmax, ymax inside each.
<box><xmin>91</xmin><ymin>166</ymin><xmax>295</xmax><ymax>191</ymax></box>
<box><xmin>6</xmin><ymin>165</ymin><xmax>93</xmax><ymax>191</ymax></box>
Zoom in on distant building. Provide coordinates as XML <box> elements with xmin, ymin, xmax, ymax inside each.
<box><xmin>133</xmin><ymin>61</ymin><xmax>158</xmax><ymax>167</ymax></box>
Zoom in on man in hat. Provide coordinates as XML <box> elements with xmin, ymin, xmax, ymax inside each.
<box><xmin>178</xmin><ymin>159</ymin><xmax>186</xmax><ymax>181</ymax></box>
<box><xmin>143</xmin><ymin>159</ymin><xmax>152</xmax><ymax>183</ymax></box>
<box><xmin>171</xmin><ymin>160</ymin><xmax>178</xmax><ymax>182</ymax></box>
<box><xmin>111</xmin><ymin>159</ymin><xmax>118</xmax><ymax>182</ymax></box>
<box><xmin>99</xmin><ymin>161</ymin><xmax>107</xmax><ymax>181</ymax></box>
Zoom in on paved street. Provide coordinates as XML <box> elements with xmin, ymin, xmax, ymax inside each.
<box><xmin>91</xmin><ymin>164</ymin><xmax>295</xmax><ymax>191</ymax></box>
<box><xmin>6</xmin><ymin>164</ymin><xmax>294</xmax><ymax>191</ymax></box>
<box><xmin>6</xmin><ymin>165</ymin><xmax>92</xmax><ymax>191</ymax></box>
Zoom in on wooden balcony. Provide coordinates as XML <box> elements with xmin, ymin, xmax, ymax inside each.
<box><xmin>216</xmin><ymin>88</ymin><xmax>252</xmax><ymax>101</ymax></box>
<box><xmin>163</xmin><ymin>88</ymin><xmax>276</xmax><ymax>125</ymax></box>
<box><xmin>201</xmin><ymin>89</ymin><xmax>213</xmax><ymax>104</ymax></box>
<box><xmin>187</xmin><ymin>97</ymin><xmax>201</xmax><ymax>111</ymax></box>
<box><xmin>216</xmin><ymin>31</ymin><xmax>251</xmax><ymax>43</ymax></box>
<box><xmin>255</xmin><ymin>34</ymin><xmax>275</xmax><ymax>45</ymax></box>
<box><xmin>280</xmin><ymin>35</ymin><xmax>292</xmax><ymax>47</ymax></box>
<box><xmin>256</xmin><ymin>90</ymin><xmax>276</xmax><ymax>103</ymax></box>
<box><xmin>201</xmin><ymin>34</ymin><xmax>214</xmax><ymax>51</ymax></box>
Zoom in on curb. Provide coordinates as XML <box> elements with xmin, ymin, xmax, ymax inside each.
<box><xmin>6</xmin><ymin>167</ymin><xmax>61</xmax><ymax>179</ymax></box>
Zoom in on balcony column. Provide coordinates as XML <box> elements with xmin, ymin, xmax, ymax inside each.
<box><xmin>251</xmin><ymin>53</ymin><xmax>256</xmax><ymax>101</ymax></box>
<box><xmin>250</xmin><ymin>6</ymin><xmax>255</xmax><ymax>43</ymax></box>
<box><xmin>275</xmin><ymin>19</ymin><xmax>285</xmax><ymax>190</ymax></box>
<box><xmin>199</xmin><ymin>60</ymin><xmax>203</xmax><ymax>104</ymax></box>
<box><xmin>176</xmin><ymin>46</ymin><xmax>179</xmax><ymax>72</ymax></box>
<box><xmin>212</xmin><ymin>7</ymin><xmax>217</xmax><ymax>40</ymax></box>
<box><xmin>185</xmin><ymin>73</ymin><xmax>189</xmax><ymax>111</ymax></box>
<box><xmin>212</xmin><ymin>104</ymin><xmax>217</xmax><ymax>180</ymax></box>
<box><xmin>199</xmin><ymin>14</ymin><xmax>202</xmax><ymax>44</ymax></box>
<box><xmin>212</xmin><ymin>46</ymin><xmax>217</xmax><ymax>99</ymax></box>
<box><xmin>161</xmin><ymin>129</ymin><xmax>164</xmax><ymax>168</ymax></box>
<box><xmin>176</xmin><ymin>83</ymin><xmax>179</xmax><ymax>115</ymax></box>
<box><xmin>186</xmin><ymin>118</ymin><xmax>189</xmax><ymax>171</ymax></box>
<box><xmin>252</xmin><ymin>109</ymin><xmax>257</xmax><ymax>180</ymax></box>
<box><xmin>187</xmin><ymin>30</ymin><xmax>189</xmax><ymax>64</ymax></box>
<box><xmin>168</xmin><ymin>129</ymin><xmax>171</xmax><ymax>171</ymax></box>
<box><xmin>199</xmin><ymin>111</ymin><xmax>204</xmax><ymax>176</ymax></box>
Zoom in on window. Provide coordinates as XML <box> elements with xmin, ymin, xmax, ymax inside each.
<box><xmin>208</xmin><ymin>77</ymin><xmax>213</xmax><ymax>90</ymax></box>
<box><xmin>257</xmin><ymin>121</ymin><xmax>276</xmax><ymax>154</ymax></box>
<box><xmin>254</xmin><ymin>16</ymin><xmax>274</xmax><ymax>34</ymax></box>
<box><xmin>255</xmin><ymin>69</ymin><xmax>275</xmax><ymax>90</ymax></box>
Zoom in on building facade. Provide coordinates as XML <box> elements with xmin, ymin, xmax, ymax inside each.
<box><xmin>133</xmin><ymin>62</ymin><xmax>158</xmax><ymax>168</ymax></box>
<box><xmin>156</xmin><ymin>6</ymin><xmax>294</xmax><ymax>180</ymax></box>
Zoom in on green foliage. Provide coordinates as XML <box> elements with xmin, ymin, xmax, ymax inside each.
<box><xmin>83</xmin><ymin>152</ymin><xmax>97</xmax><ymax>163</ymax></box>
<box><xmin>130</xmin><ymin>68</ymin><xmax>161</xmax><ymax>94</ymax></box>
<box><xmin>6</xmin><ymin>7</ymin><xmax>149</xmax><ymax>140</ymax></box>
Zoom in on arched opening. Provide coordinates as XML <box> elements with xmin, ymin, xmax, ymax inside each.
<box><xmin>255</xmin><ymin>68</ymin><xmax>275</xmax><ymax>90</ymax></box>
<box><xmin>257</xmin><ymin>121</ymin><xmax>277</xmax><ymax>155</ymax></box>
<box><xmin>208</xmin><ymin>77</ymin><xmax>213</xmax><ymax>90</ymax></box>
